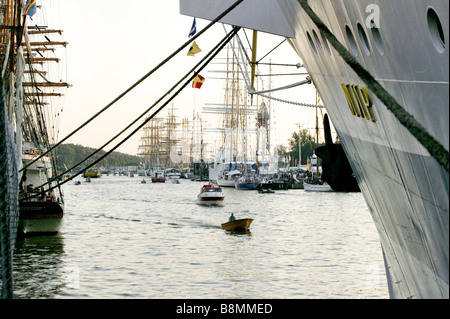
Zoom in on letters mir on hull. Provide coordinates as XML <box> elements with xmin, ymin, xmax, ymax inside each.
<box><xmin>180</xmin><ymin>0</ymin><xmax>449</xmax><ymax>299</ymax></box>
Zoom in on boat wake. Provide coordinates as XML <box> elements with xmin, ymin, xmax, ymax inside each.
<box><xmin>93</xmin><ymin>213</ymin><xmax>141</xmax><ymax>223</ymax></box>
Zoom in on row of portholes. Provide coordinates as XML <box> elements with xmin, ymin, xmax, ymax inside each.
<box><xmin>345</xmin><ymin>22</ymin><xmax>384</xmax><ymax>56</ymax></box>
<box><xmin>306</xmin><ymin>21</ymin><xmax>384</xmax><ymax>57</ymax></box>
<box><xmin>306</xmin><ymin>7</ymin><xmax>445</xmax><ymax>57</ymax></box>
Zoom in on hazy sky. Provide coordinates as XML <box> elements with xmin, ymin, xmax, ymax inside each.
<box><xmin>32</xmin><ymin>0</ymin><xmax>320</xmax><ymax>156</ymax></box>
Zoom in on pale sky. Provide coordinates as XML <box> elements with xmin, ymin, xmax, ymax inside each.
<box><xmin>32</xmin><ymin>0</ymin><xmax>321</xmax><ymax>156</ymax></box>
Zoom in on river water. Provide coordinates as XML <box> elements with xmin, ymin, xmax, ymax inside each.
<box><xmin>12</xmin><ymin>175</ymin><xmax>389</xmax><ymax>299</ymax></box>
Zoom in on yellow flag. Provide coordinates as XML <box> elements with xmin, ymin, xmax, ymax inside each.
<box><xmin>187</xmin><ymin>41</ymin><xmax>202</xmax><ymax>56</ymax></box>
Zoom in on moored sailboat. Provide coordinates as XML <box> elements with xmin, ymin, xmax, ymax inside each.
<box><xmin>19</xmin><ymin>144</ymin><xmax>64</xmax><ymax>234</ymax></box>
<box><xmin>234</xmin><ymin>175</ymin><xmax>261</xmax><ymax>190</ymax></box>
<box><xmin>180</xmin><ymin>0</ymin><xmax>449</xmax><ymax>298</ymax></box>
<box><xmin>9</xmin><ymin>4</ymin><xmax>70</xmax><ymax>235</ymax></box>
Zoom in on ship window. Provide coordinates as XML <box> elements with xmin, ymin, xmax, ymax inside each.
<box><xmin>313</xmin><ymin>29</ymin><xmax>324</xmax><ymax>54</ymax></box>
<box><xmin>370</xmin><ymin>25</ymin><xmax>385</xmax><ymax>56</ymax></box>
<box><xmin>357</xmin><ymin>23</ymin><xmax>371</xmax><ymax>56</ymax></box>
<box><xmin>427</xmin><ymin>8</ymin><xmax>445</xmax><ymax>53</ymax></box>
<box><xmin>320</xmin><ymin>30</ymin><xmax>331</xmax><ymax>54</ymax></box>
<box><xmin>307</xmin><ymin>31</ymin><xmax>318</xmax><ymax>54</ymax></box>
<box><xmin>345</xmin><ymin>25</ymin><xmax>359</xmax><ymax>56</ymax></box>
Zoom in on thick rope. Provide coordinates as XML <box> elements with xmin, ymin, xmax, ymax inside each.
<box><xmin>0</xmin><ymin>77</ymin><xmax>19</xmax><ymax>299</ymax></box>
<box><xmin>298</xmin><ymin>0</ymin><xmax>449</xmax><ymax>172</ymax></box>
<box><xmin>30</xmin><ymin>28</ymin><xmax>240</xmax><ymax>192</ymax></box>
<box><xmin>30</xmin><ymin>27</ymin><xmax>241</xmax><ymax>196</ymax></box>
<box><xmin>20</xmin><ymin>0</ymin><xmax>245</xmax><ymax>172</ymax></box>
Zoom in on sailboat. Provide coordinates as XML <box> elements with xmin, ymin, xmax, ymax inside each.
<box><xmin>303</xmin><ymin>154</ymin><xmax>332</xmax><ymax>192</ymax></box>
<box><xmin>217</xmin><ymin>168</ymin><xmax>241</xmax><ymax>187</ymax></box>
<box><xmin>207</xmin><ymin>41</ymin><xmax>275</xmax><ymax>189</ymax></box>
<box><xmin>14</xmin><ymin>8</ymin><xmax>69</xmax><ymax>234</ymax></box>
<box><xmin>303</xmin><ymin>95</ymin><xmax>333</xmax><ymax>192</ymax></box>
<box><xmin>234</xmin><ymin>174</ymin><xmax>261</xmax><ymax>190</ymax></box>
<box><xmin>19</xmin><ymin>144</ymin><xmax>64</xmax><ymax>234</ymax></box>
<box><xmin>180</xmin><ymin>1</ymin><xmax>449</xmax><ymax>298</ymax></box>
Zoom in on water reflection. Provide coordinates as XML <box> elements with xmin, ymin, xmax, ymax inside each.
<box><xmin>224</xmin><ymin>229</ymin><xmax>252</xmax><ymax>236</ymax></box>
<box><xmin>10</xmin><ymin>177</ymin><xmax>388</xmax><ymax>298</ymax></box>
<box><xmin>13</xmin><ymin>234</ymin><xmax>65</xmax><ymax>299</ymax></box>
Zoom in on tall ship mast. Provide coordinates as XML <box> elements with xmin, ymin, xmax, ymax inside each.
<box><xmin>1</xmin><ymin>0</ymin><xmax>69</xmax><ymax>236</ymax></box>
<box><xmin>206</xmin><ymin>42</ymin><xmax>276</xmax><ymax>186</ymax></box>
<box><xmin>180</xmin><ymin>0</ymin><xmax>449</xmax><ymax>298</ymax></box>
<box><xmin>138</xmin><ymin>104</ymin><xmax>185</xmax><ymax>173</ymax></box>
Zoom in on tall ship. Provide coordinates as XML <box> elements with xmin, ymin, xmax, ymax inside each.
<box><xmin>1</xmin><ymin>0</ymin><xmax>69</xmax><ymax>235</ymax></box>
<box><xmin>180</xmin><ymin>0</ymin><xmax>449</xmax><ymax>298</ymax></box>
<box><xmin>205</xmin><ymin>43</ymin><xmax>278</xmax><ymax>187</ymax></box>
<box><xmin>138</xmin><ymin>104</ymin><xmax>192</xmax><ymax>177</ymax></box>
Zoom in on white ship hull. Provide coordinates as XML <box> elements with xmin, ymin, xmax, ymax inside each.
<box><xmin>303</xmin><ymin>182</ymin><xmax>333</xmax><ymax>192</ymax></box>
<box><xmin>18</xmin><ymin>216</ymin><xmax>63</xmax><ymax>234</ymax></box>
<box><xmin>19</xmin><ymin>153</ymin><xmax>64</xmax><ymax>235</ymax></box>
<box><xmin>217</xmin><ymin>178</ymin><xmax>237</xmax><ymax>187</ymax></box>
<box><xmin>181</xmin><ymin>0</ymin><xmax>449</xmax><ymax>298</ymax></box>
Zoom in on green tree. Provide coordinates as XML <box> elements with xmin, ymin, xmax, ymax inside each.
<box><xmin>55</xmin><ymin>143</ymin><xmax>141</xmax><ymax>172</ymax></box>
<box><xmin>287</xmin><ymin>129</ymin><xmax>323</xmax><ymax>166</ymax></box>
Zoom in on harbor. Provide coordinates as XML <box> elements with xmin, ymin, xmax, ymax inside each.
<box><xmin>12</xmin><ymin>175</ymin><xmax>388</xmax><ymax>299</ymax></box>
<box><xmin>1</xmin><ymin>0</ymin><xmax>448</xmax><ymax>300</ymax></box>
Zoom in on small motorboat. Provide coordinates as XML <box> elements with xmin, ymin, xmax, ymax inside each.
<box><xmin>221</xmin><ymin>218</ymin><xmax>254</xmax><ymax>231</ymax></box>
<box><xmin>152</xmin><ymin>170</ymin><xmax>165</xmax><ymax>183</ymax></box>
<box><xmin>197</xmin><ymin>184</ymin><xmax>224</xmax><ymax>205</ymax></box>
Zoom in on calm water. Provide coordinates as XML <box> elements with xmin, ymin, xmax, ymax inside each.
<box><xmin>12</xmin><ymin>175</ymin><xmax>389</xmax><ymax>299</ymax></box>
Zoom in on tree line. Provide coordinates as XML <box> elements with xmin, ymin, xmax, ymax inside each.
<box><xmin>55</xmin><ymin>143</ymin><xmax>141</xmax><ymax>172</ymax></box>
<box><xmin>278</xmin><ymin>129</ymin><xmax>324</xmax><ymax>166</ymax></box>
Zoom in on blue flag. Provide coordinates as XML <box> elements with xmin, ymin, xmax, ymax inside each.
<box><xmin>25</xmin><ymin>0</ymin><xmax>37</xmax><ymax>17</ymax></box>
<box><xmin>188</xmin><ymin>18</ymin><xmax>197</xmax><ymax>37</ymax></box>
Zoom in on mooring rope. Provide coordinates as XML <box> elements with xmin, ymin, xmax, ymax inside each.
<box><xmin>297</xmin><ymin>0</ymin><xmax>449</xmax><ymax>172</ymax></box>
<box><xmin>20</xmin><ymin>0</ymin><xmax>245</xmax><ymax>172</ymax></box>
<box><xmin>31</xmin><ymin>27</ymin><xmax>240</xmax><ymax>192</ymax></box>
<box><xmin>29</xmin><ymin>27</ymin><xmax>241</xmax><ymax>196</ymax></box>
<box><xmin>0</xmin><ymin>76</ymin><xmax>19</xmax><ymax>299</ymax></box>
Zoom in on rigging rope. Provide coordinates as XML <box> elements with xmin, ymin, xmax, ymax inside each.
<box><xmin>31</xmin><ymin>28</ymin><xmax>240</xmax><ymax>192</ymax></box>
<box><xmin>232</xmin><ymin>31</ymin><xmax>323</xmax><ymax>108</ymax></box>
<box><xmin>20</xmin><ymin>0</ymin><xmax>245</xmax><ymax>172</ymax></box>
<box><xmin>297</xmin><ymin>0</ymin><xmax>449</xmax><ymax>172</ymax></box>
<box><xmin>29</xmin><ymin>27</ymin><xmax>241</xmax><ymax>195</ymax></box>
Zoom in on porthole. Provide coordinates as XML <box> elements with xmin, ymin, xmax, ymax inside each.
<box><xmin>307</xmin><ymin>31</ymin><xmax>318</xmax><ymax>54</ymax></box>
<box><xmin>320</xmin><ymin>30</ymin><xmax>331</xmax><ymax>54</ymax></box>
<box><xmin>312</xmin><ymin>29</ymin><xmax>324</xmax><ymax>54</ymax></box>
<box><xmin>345</xmin><ymin>25</ymin><xmax>359</xmax><ymax>56</ymax></box>
<box><xmin>427</xmin><ymin>7</ymin><xmax>445</xmax><ymax>53</ymax></box>
<box><xmin>357</xmin><ymin>23</ymin><xmax>371</xmax><ymax>56</ymax></box>
<box><xmin>371</xmin><ymin>26</ymin><xmax>385</xmax><ymax>56</ymax></box>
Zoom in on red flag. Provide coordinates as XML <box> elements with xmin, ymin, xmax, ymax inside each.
<box><xmin>192</xmin><ymin>73</ymin><xmax>205</xmax><ymax>89</ymax></box>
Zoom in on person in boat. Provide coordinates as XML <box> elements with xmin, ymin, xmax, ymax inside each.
<box><xmin>46</xmin><ymin>191</ymin><xmax>54</xmax><ymax>202</ymax></box>
<box><xmin>229</xmin><ymin>213</ymin><xmax>236</xmax><ymax>222</ymax></box>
